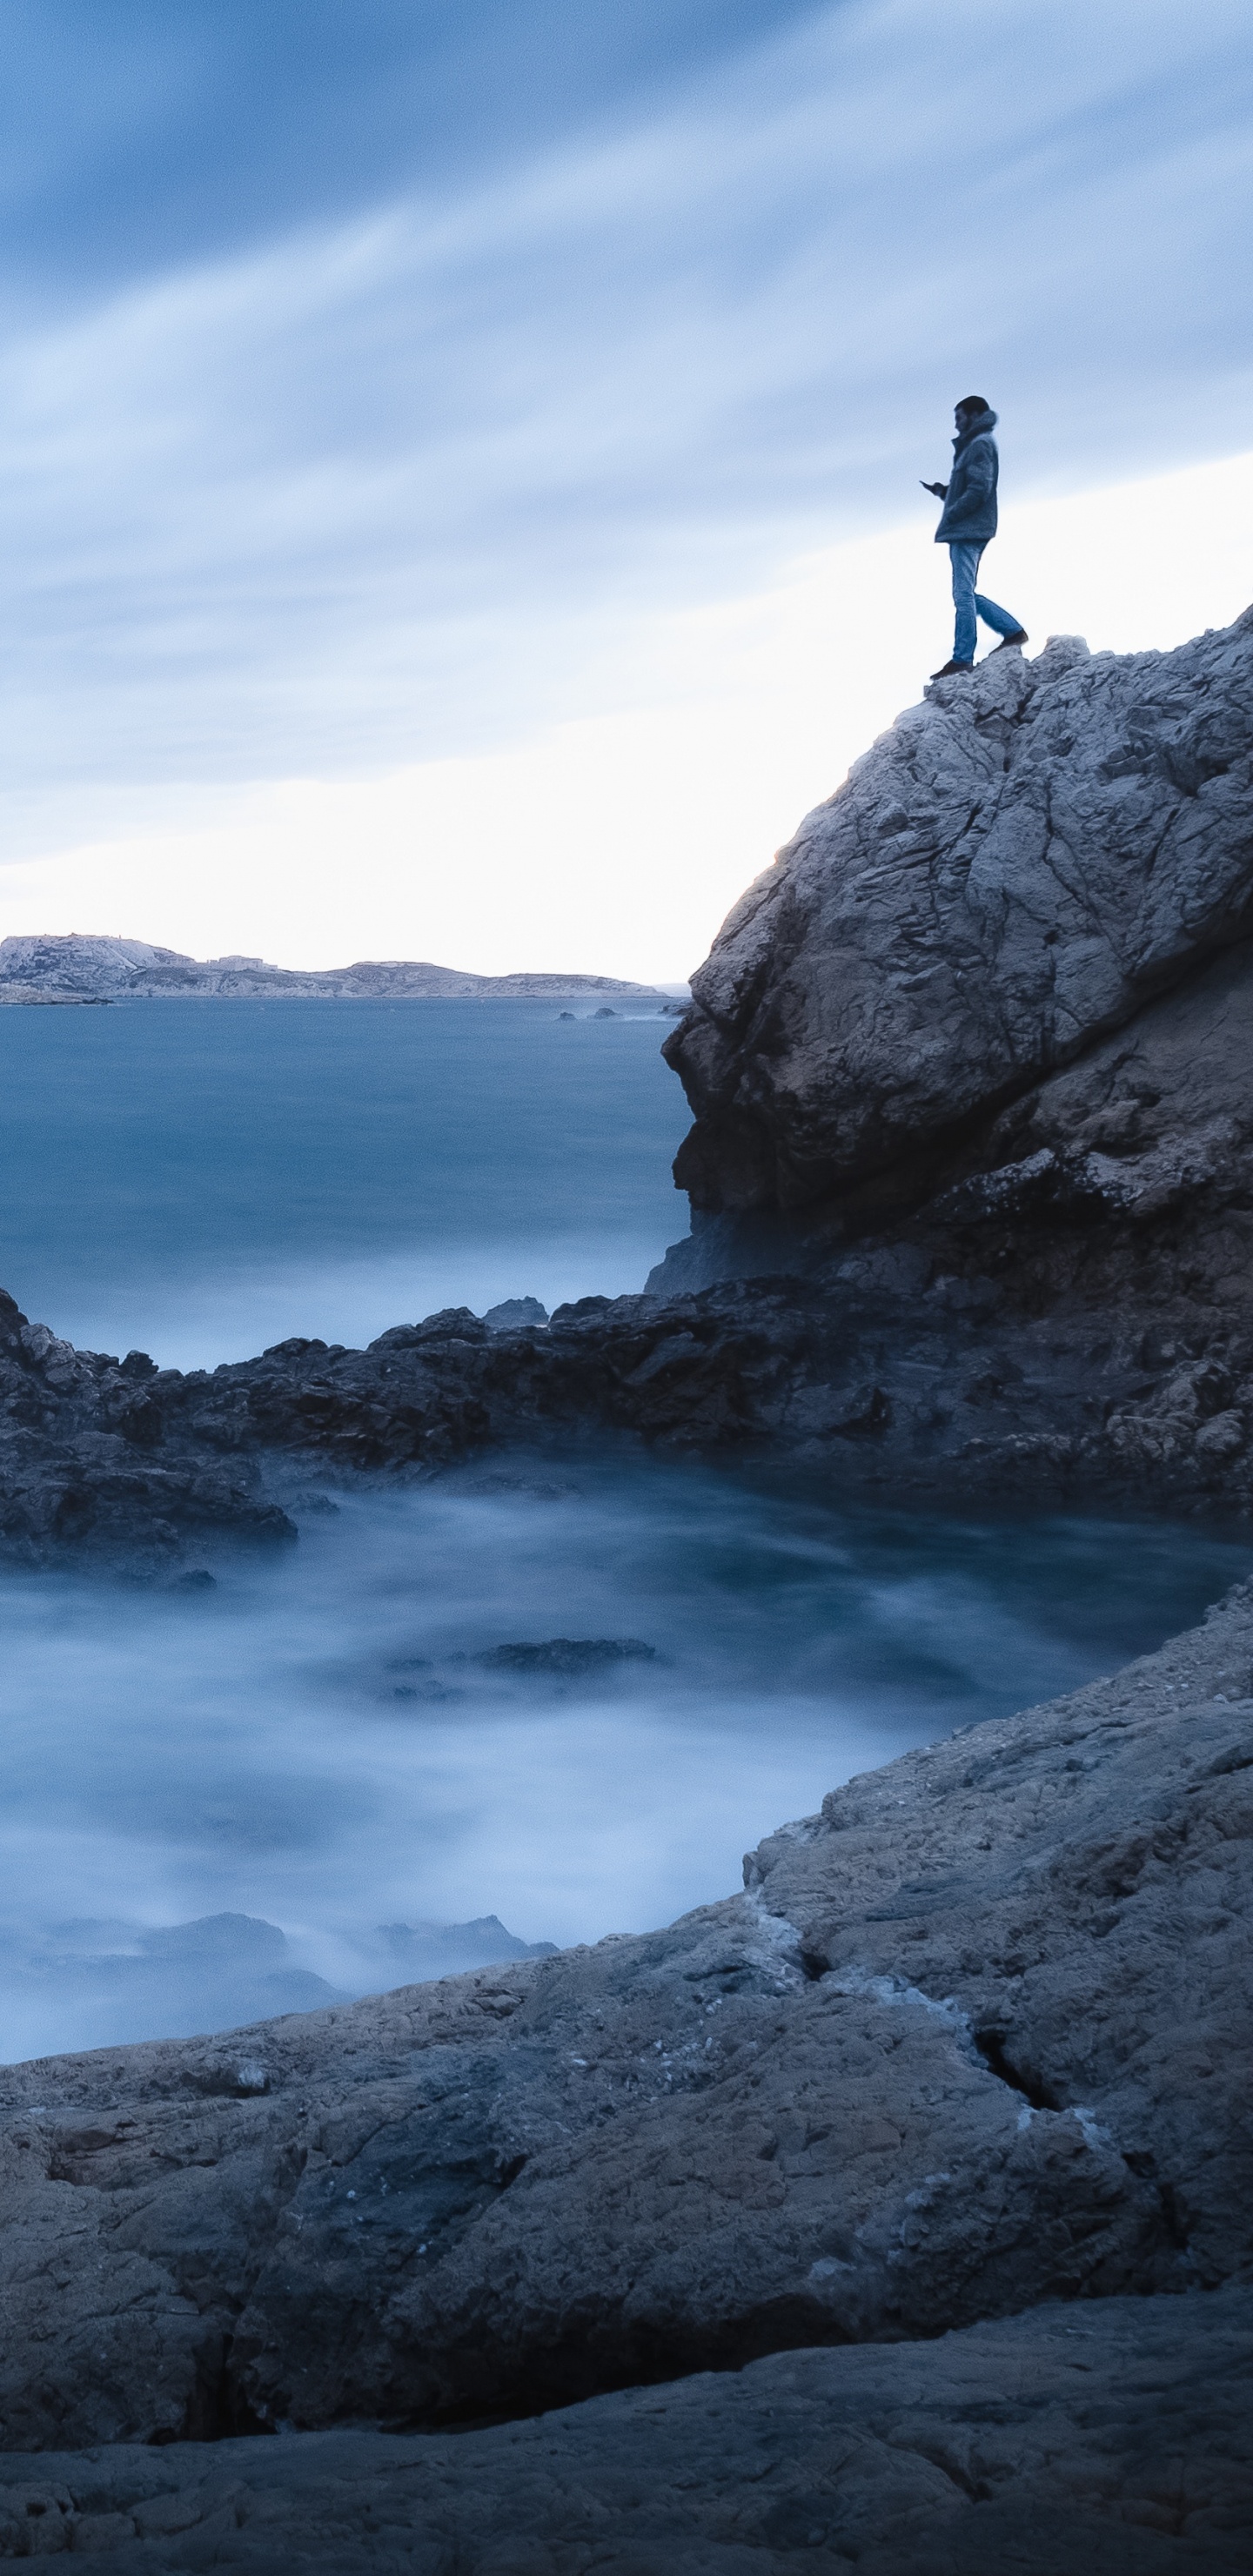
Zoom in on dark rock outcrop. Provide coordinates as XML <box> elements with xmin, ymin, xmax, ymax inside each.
<box><xmin>0</xmin><ymin>1292</ymin><xmax>296</xmax><ymax>1566</ymax></box>
<box><xmin>3</xmin><ymin>1239</ymin><xmax>1252</xmax><ymax>1569</ymax></box>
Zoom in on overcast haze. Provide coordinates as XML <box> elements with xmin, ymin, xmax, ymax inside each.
<box><xmin>1</xmin><ymin>0</ymin><xmax>1250</xmax><ymax>976</ymax></box>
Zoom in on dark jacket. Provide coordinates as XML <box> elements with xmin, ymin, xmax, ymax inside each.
<box><xmin>934</xmin><ymin>406</ymin><xmax>999</xmax><ymax>546</ymax></box>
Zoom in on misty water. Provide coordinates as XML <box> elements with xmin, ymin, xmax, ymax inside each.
<box><xmin>0</xmin><ymin>1001</ymin><xmax>1246</xmax><ymax>2062</ymax></box>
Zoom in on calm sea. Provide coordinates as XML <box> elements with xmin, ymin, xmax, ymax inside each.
<box><xmin>0</xmin><ymin>996</ymin><xmax>687</xmax><ymax>1368</ymax></box>
<box><xmin>0</xmin><ymin>998</ymin><xmax>1244</xmax><ymax>2060</ymax></box>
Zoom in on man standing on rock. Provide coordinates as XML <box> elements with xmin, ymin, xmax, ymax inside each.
<box><xmin>922</xmin><ymin>397</ymin><xmax>1028</xmax><ymax>678</ymax></box>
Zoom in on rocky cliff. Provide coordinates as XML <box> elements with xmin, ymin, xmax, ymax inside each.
<box><xmin>662</xmin><ymin>611</ymin><xmax>1253</xmax><ymax>1258</ymax></box>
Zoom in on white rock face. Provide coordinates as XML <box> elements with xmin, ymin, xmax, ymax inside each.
<box><xmin>667</xmin><ymin>614</ymin><xmax>1253</xmax><ymax>1211</ymax></box>
<box><xmin>0</xmin><ymin>935</ymin><xmax>198</xmax><ymax>995</ymax></box>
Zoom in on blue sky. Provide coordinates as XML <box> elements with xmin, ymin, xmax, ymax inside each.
<box><xmin>0</xmin><ymin>1</ymin><xmax>1250</xmax><ymax>967</ymax></box>
<box><xmin>2</xmin><ymin>3</ymin><xmax>821</xmax><ymax>289</ymax></box>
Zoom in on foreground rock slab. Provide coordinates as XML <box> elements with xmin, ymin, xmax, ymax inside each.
<box><xmin>2</xmin><ymin>2289</ymin><xmax>1250</xmax><ymax>2572</ymax></box>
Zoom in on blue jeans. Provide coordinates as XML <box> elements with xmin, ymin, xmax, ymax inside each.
<box><xmin>949</xmin><ymin>541</ymin><xmax>1021</xmax><ymax>663</ymax></box>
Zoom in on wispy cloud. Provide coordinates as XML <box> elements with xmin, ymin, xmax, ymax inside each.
<box><xmin>0</xmin><ymin>0</ymin><xmax>1249</xmax><ymax>802</ymax></box>
<box><xmin>9</xmin><ymin>446</ymin><xmax>1251</xmax><ymax>982</ymax></box>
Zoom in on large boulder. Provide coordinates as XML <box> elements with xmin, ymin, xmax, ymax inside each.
<box><xmin>666</xmin><ymin>614</ymin><xmax>1253</xmax><ymax>1215</ymax></box>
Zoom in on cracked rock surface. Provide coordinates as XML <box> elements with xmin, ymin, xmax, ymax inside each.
<box><xmin>2</xmin><ymin>1583</ymin><xmax>1250</xmax><ymax>2521</ymax></box>
<box><xmin>1</xmin><ymin>2290</ymin><xmax>1250</xmax><ymax>2570</ymax></box>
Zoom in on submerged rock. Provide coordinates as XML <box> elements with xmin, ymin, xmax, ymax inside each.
<box><xmin>470</xmin><ymin>1635</ymin><xmax>657</xmax><ymax>1677</ymax></box>
<box><xmin>0</xmin><ymin>1913</ymin><xmax>340</xmax><ymax>2057</ymax></box>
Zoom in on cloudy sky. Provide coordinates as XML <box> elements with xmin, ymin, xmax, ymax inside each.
<box><xmin>1</xmin><ymin>0</ymin><xmax>1250</xmax><ymax>978</ymax></box>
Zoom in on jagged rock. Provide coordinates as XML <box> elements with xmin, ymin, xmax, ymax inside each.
<box><xmin>664</xmin><ymin>614</ymin><xmax>1253</xmax><ymax>1218</ymax></box>
<box><xmin>3</xmin><ymin>1244</ymin><xmax>1252</xmax><ymax>1570</ymax></box>
<box><xmin>376</xmin><ymin>1917</ymin><xmax>558</xmax><ymax>1979</ymax></box>
<box><xmin>0</xmin><ymin>1291</ymin><xmax>295</xmax><ymax>1565</ymax></box>
<box><xmin>2</xmin><ymin>1583</ymin><xmax>1249</xmax><ymax>2454</ymax></box>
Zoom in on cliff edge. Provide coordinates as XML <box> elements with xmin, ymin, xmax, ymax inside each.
<box><xmin>662</xmin><ymin>613</ymin><xmax>1253</xmax><ymax>1265</ymax></box>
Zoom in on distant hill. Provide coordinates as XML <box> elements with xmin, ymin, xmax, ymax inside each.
<box><xmin>0</xmin><ymin>935</ymin><xmax>676</xmax><ymax>1004</ymax></box>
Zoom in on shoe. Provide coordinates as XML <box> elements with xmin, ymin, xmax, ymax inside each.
<box><xmin>993</xmin><ymin>629</ymin><xmax>1029</xmax><ymax>650</ymax></box>
<box><xmin>929</xmin><ymin>659</ymin><xmax>974</xmax><ymax>679</ymax></box>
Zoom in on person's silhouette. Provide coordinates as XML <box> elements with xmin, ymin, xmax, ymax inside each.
<box><xmin>921</xmin><ymin>398</ymin><xmax>1028</xmax><ymax>677</ymax></box>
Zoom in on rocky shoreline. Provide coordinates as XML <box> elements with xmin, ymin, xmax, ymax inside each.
<box><xmin>0</xmin><ymin>1244</ymin><xmax>1247</xmax><ymax>1574</ymax></box>
<box><xmin>1</xmin><ymin>615</ymin><xmax>1251</xmax><ymax>2566</ymax></box>
<box><xmin>2</xmin><ymin>1578</ymin><xmax>1250</xmax><ymax>2562</ymax></box>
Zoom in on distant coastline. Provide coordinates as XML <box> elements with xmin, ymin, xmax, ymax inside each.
<box><xmin>0</xmin><ymin>933</ymin><xmax>683</xmax><ymax>1006</ymax></box>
